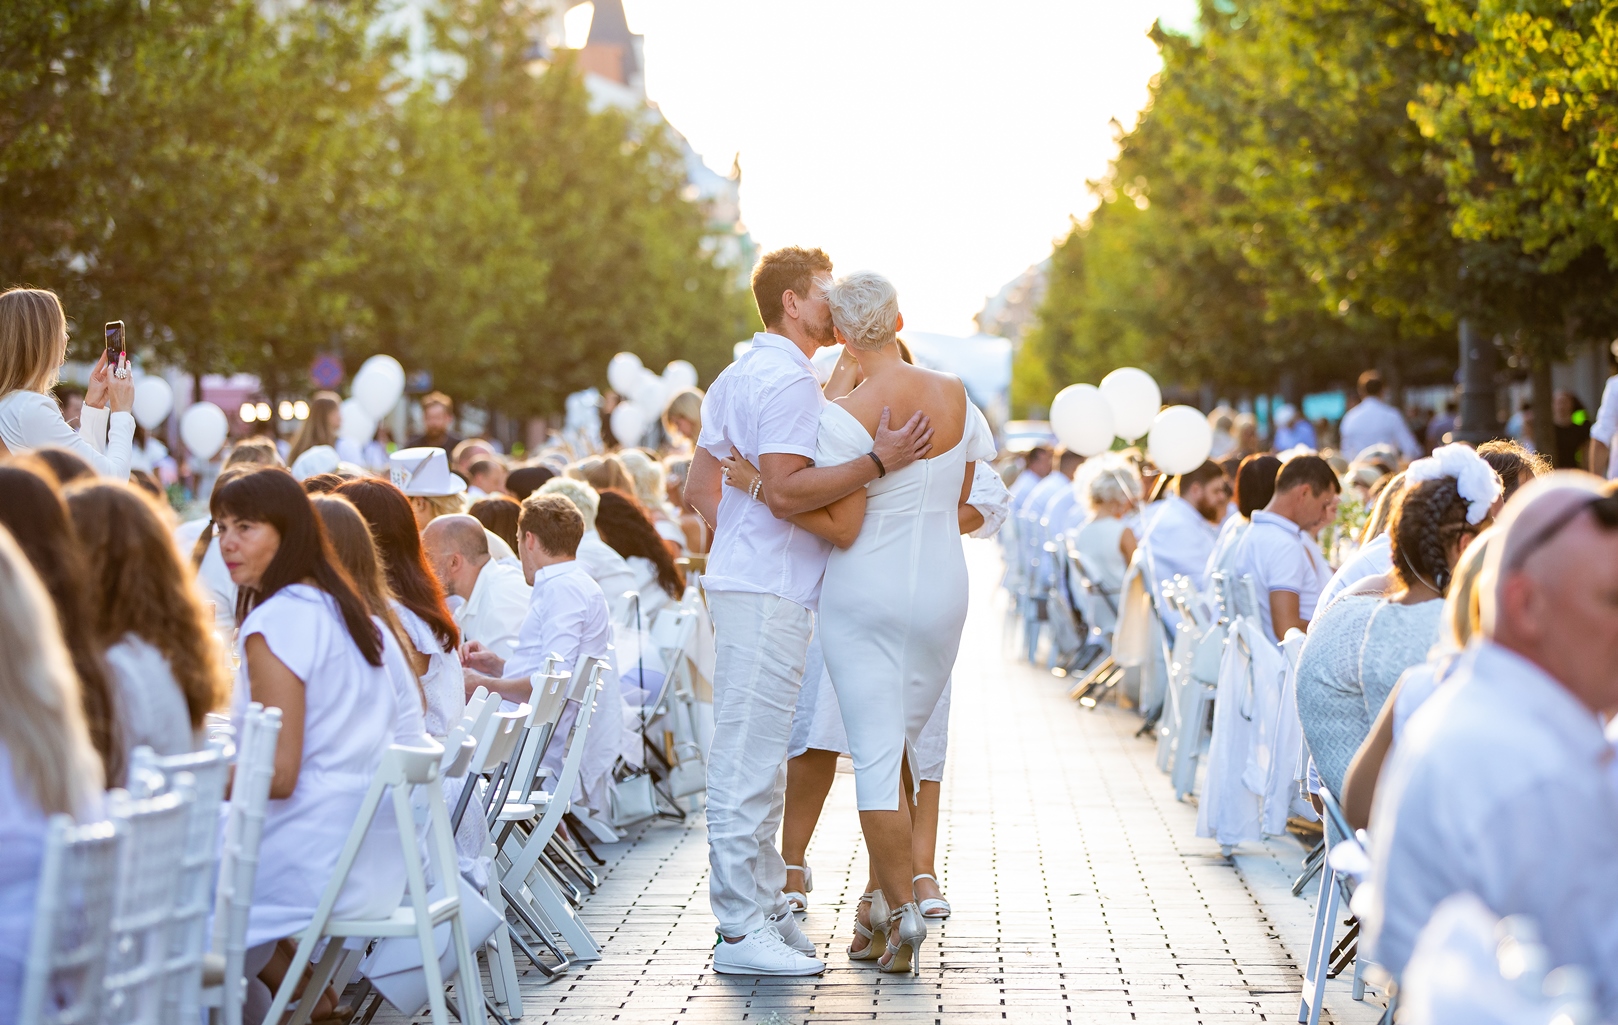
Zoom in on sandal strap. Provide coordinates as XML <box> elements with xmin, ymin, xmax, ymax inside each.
<box><xmin>912</xmin><ymin>873</ymin><xmax>938</xmax><ymax>883</ymax></box>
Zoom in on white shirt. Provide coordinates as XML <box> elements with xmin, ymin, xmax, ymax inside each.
<box><xmin>966</xmin><ymin>460</ymin><xmax>1013</xmax><ymax>539</ymax></box>
<box><xmin>1314</xmin><ymin>531</ymin><xmax>1393</xmax><ymax>617</ymax></box>
<box><xmin>1234</xmin><ymin>510</ymin><xmax>1332</xmax><ymax>643</ymax></box>
<box><xmin>393</xmin><ymin>603</ymin><xmax>465</xmax><ymax>738</ymax></box>
<box><xmin>697</xmin><ymin>331</ymin><xmax>833</xmax><ymax>609</ymax></box>
<box><xmin>1008</xmin><ymin>469</ymin><xmax>1046</xmax><ymax>513</ymax></box>
<box><xmin>105</xmin><ymin>634</ymin><xmax>195</xmax><ymax>756</ymax></box>
<box><xmin>507</xmin><ymin>560</ymin><xmax>614</xmax><ymax>681</ymax></box>
<box><xmin>1363</xmin><ymin>641</ymin><xmax>1618</xmax><ymax>1014</ymax></box>
<box><xmin>577</xmin><ymin>531</ymin><xmax>638</xmax><ymax>613</ymax></box>
<box><xmin>1203</xmin><ymin>513</ymin><xmax>1250</xmax><ymax>592</ymax></box>
<box><xmin>0</xmin><ymin>390</ymin><xmax>134</xmax><ymax>479</ymax></box>
<box><xmin>1338</xmin><ymin>395</ymin><xmax>1422</xmax><ymax>462</ymax></box>
<box><xmin>175</xmin><ymin>517</ymin><xmax>238</xmax><ymax>636</ymax></box>
<box><xmin>1591</xmin><ymin>374</ymin><xmax>1618</xmax><ymax>478</ymax></box>
<box><xmin>1139</xmin><ymin>496</ymin><xmax>1220</xmax><ymax>600</ymax></box>
<box><xmin>453</xmin><ymin>559</ymin><xmax>531</xmax><ymax>661</ymax></box>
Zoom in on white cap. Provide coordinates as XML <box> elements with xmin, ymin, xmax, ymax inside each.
<box><xmin>390</xmin><ymin>447</ymin><xmax>466</xmax><ymax>496</ymax></box>
<box><xmin>290</xmin><ymin>445</ymin><xmax>340</xmax><ymax>482</ymax></box>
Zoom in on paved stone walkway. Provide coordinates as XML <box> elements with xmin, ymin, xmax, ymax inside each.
<box><xmin>378</xmin><ymin>541</ymin><xmax>1386</xmax><ymax>1023</ymax></box>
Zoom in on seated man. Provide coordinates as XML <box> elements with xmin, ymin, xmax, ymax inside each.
<box><xmin>422</xmin><ymin>514</ymin><xmax>530</xmax><ymax>660</ymax></box>
<box><xmin>1363</xmin><ymin>475</ymin><xmax>1618</xmax><ymax>1014</ymax></box>
<box><xmin>1138</xmin><ymin>460</ymin><xmax>1228</xmax><ymax>621</ymax></box>
<box><xmin>460</xmin><ymin>495</ymin><xmax>625</xmax><ymax>831</ymax></box>
<box><xmin>1233</xmin><ymin>454</ymin><xmax>1339</xmax><ymax>644</ymax></box>
<box><xmin>537</xmin><ymin>476</ymin><xmax>637</xmax><ymax>615</ymax></box>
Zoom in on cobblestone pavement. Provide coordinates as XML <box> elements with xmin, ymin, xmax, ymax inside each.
<box><xmin>376</xmin><ymin>540</ymin><xmax>1386</xmax><ymax>1023</ymax></box>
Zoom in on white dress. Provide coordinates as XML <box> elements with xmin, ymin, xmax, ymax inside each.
<box><xmin>105</xmin><ymin>634</ymin><xmax>195</xmax><ymax>756</ymax></box>
<box><xmin>233</xmin><ymin>585</ymin><xmax>405</xmax><ymax>948</ymax></box>
<box><xmin>816</xmin><ymin>396</ymin><xmax>996</xmax><ymax>811</ymax></box>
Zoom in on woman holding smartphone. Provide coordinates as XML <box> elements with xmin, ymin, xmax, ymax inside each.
<box><xmin>0</xmin><ymin>287</ymin><xmax>135</xmax><ymax>479</ymax></box>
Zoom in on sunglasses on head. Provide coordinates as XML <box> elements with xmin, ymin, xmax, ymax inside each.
<box><xmin>1505</xmin><ymin>492</ymin><xmax>1618</xmax><ymax>573</ymax></box>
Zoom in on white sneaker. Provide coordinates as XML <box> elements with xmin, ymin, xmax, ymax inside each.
<box><xmin>769</xmin><ymin>911</ymin><xmax>816</xmax><ymax>957</ymax></box>
<box><xmin>713</xmin><ymin>927</ymin><xmax>827</xmax><ymax>976</ymax></box>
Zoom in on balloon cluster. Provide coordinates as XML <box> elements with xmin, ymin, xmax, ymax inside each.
<box><xmin>1048</xmin><ymin>367</ymin><xmax>1212</xmax><ymax>475</ymax></box>
<box><xmin>606</xmin><ymin>352</ymin><xmax>698</xmax><ymax>447</ymax></box>
<box><xmin>339</xmin><ymin>355</ymin><xmax>406</xmax><ymax>447</ymax></box>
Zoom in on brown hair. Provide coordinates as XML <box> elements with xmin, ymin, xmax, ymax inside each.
<box><xmin>1389</xmin><ymin>476</ymin><xmax>1480</xmax><ymax>593</ymax></box>
<box><xmin>470</xmin><ymin>494</ymin><xmax>521</xmax><ymax>555</ymax></box>
<box><xmin>750</xmin><ymin>246</ymin><xmax>833</xmax><ymax>329</ymax></box>
<box><xmin>287</xmin><ymin>390</ymin><xmax>342</xmax><ymax>466</ymax></box>
<box><xmin>568</xmin><ymin>454</ymin><xmax>635</xmax><ymax>496</ymax></box>
<box><xmin>0</xmin><ymin>460</ymin><xmax>123</xmax><ymax>783</ymax></box>
<box><xmin>595</xmin><ymin>490</ymin><xmax>683</xmax><ymax>598</ymax></box>
<box><xmin>1477</xmin><ymin>439</ymin><xmax>1550</xmax><ymax>501</ymax></box>
<box><xmin>0</xmin><ymin>286</ymin><xmax>68</xmax><ymax>395</ymax></box>
<box><xmin>519</xmin><ymin>494</ymin><xmax>584</xmax><ymax>557</ymax></box>
<box><xmin>65</xmin><ymin>481</ymin><xmax>229</xmax><ymax>729</ymax></box>
<box><xmin>310</xmin><ymin>494</ymin><xmax>424</xmax><ymax>708</ymax></box>
<box><xmin>224</xmin><ymin>436</ymin><xmax>283</xmax><ymax>469</ymax></box>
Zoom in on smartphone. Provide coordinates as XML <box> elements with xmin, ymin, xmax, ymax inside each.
<box><xmin>104</xmin><ymin>321</ymin><xmax>126</xmax><ymax>368</ymax></box>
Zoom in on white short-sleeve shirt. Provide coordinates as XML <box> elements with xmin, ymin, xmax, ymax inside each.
<box><xmin>1591</xmin><ymin>374</ymin><xmax>1618</xmax><ymax>478</ymax></box>
<box><xmin>1234</xmin><ymin>510</ymin><xmax>1332</xmax><ymax>643</ymax></box>
<box><xmin>697</xmin><ymin>332</ymin><xmax>833</xmax><ymax>609</ymax></box>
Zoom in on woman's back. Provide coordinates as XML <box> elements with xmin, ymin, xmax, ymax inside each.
<box><xmin>836</xmin><ymin>364</ymin><xmax>968</xmax><ymax>457</ymax></box>
<box><xmin>1076</xmin><ymin>516</ymin><xmax>1129</xmax><ymax>594</ymax></box>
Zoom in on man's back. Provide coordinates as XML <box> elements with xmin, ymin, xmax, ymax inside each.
<box><xmin>1340</xmin><ymin>396</ymin><xmax>1418</xmax><ymax>461</ymax></box>
<box><xmin>1364</xmin><ymin>641</ymin><xmax>1618</xmax><ymax>1010</ymax></box>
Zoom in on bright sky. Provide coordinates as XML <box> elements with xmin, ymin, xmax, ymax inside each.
<box><xmin>582</xmin><ymin>0</ymin><xmax>1197</xmax><ymax>336</ymax></box>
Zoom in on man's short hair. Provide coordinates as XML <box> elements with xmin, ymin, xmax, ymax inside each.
<box><xmin>751</xmin><ymin>247</ymin><xmax>833</xmax><ymax>329</ymax></box>
<box><xmin>519</xmin><ymin>494</ymin><xmax>584</xmax><ymax>557</ymax></box>
<box><xmin>422</xmin><ymin>390</ymin><xmax>453</xmax><ymax>413</ymax></box>
<box><xmin>1358</xmin><ymin>370</ymin><xmax>1384</xmax><ymax>397</ymax></box>
<box><xmin>1177</xmin><ymin>460</ymin><xmax>1226</xmax><ymax>495</ymax></box>
<box><xmin>1028</xmin><ymin>445</ymin><xmax>1053</xmax><ymax>463</ymax></box>
<box><xmin>1275</xmin><ymin>454</ymin><xmax>1341</xmax><ymax>495</ymax></box>
<box><xmin>1057</xmin><ymin>449</ymin><xmax>1084</xmax><ymax>473</ymax></box>
<box><xmin>467</xmin><ymin>458</ymin><xmax>499</xmax><ymax>479</ymax></box>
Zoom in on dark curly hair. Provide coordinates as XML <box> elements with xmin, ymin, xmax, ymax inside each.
<box><xmin>1387</xmin><ymin>477</ymin><xmax>1481</xmax><ymax>594</ymax></box>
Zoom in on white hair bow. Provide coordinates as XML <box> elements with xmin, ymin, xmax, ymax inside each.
<box><xmin>1403</xmin><ymin>443</ymin><xmax>1503</xmax><ymax>525</ymax></box>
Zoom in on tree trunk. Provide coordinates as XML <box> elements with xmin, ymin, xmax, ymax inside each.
<box><xmin>1530</xmin><ymin>349</ymin><xmax>1556</xmax><ymax>459</ymax></box>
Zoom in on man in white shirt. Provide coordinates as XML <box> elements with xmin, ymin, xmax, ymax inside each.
<box><xmin>535</xmin><ymin>476</ymin><xmax>638</xmax><ymax>614</ymax></box>
<box><xmin>1587</xmin><ymin>342</ymin><xmax>1618</xmax><ymax>478</ymax></box>
<box><xmin>1233</xmin><ymin>455</ymin><xmax>1339</xmax><ymax>644</ymax></box>
<box><xmin>1020</xmin><ymin>449</ymin><xmax>1082</xmax><ymax>590</ymax></box>
<box><xmin>1363</xmin><ymin>474</ymin><xmax>1618</xmax><ymax>1013</ymax></box>
<box><xmin>1139</xmin><ymin>461</ymin><xmax>1229</xmax><ymax>617</ymax></box>
<box><xmin>1338</xmin><ymin>370</ymin><xmax>1422</xmax><ymax>463</ymax></box>
<box><xmin>423</xmin><ymin>515</ymin><xmax>531</xmax><ymax>660</ymax></box>
<box><xmin>684</xmin><ymin>246</ymin><xmax>930</xmax><ymax>976</ymax></box>
<box><xmin>1009</xmin><ymin>445</ymin><xmax>1053</xmax><ymax>514</ymax></box>
<box><xmin>458</xmin><ymin>495</ymin><xmax>623</xmax><ymax>825</ymax></box>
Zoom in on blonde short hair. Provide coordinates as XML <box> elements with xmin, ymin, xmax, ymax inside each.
<box><xmin>825</xmin><ymin>271</ymin><xmax>900</xmax><ymax>352</ymax></box>
<box><xmin>1077</xmin><ymin>454</ymin><xmax>1142</xmax><ymax>513</ymax></box>
<box><xmin>662</xmin><ymin>387</ymin><xmax>703</xmax><ymax>438</ymax></box>
<box><xmin>538</xmin><ymin>476</ymin><xmax>600</xmax><ymax>531</ymax></box>
<box><xmin>617</xmin><ymin>448</ymin><xmax>667</xmax><ymax>509</ymax></box>
<box><xmin>0</xmin><ymin>287</ymin><xmax>68</xmax><ymax>396</ymax></box>
<box><xmin>567</xmin><ymin>454</ymin><xmax>634</xmax><ymax>496</ymax></box>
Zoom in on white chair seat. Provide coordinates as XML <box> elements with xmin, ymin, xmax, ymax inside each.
<box><xmin>323</xmin><ymin>897</ymin><xmax>461</xmax><ymax>937</ymax></box>
<box><xmin>496</xmin><ymin>801</ymin><xmax>541</xmax><ymax>822</ymax></box>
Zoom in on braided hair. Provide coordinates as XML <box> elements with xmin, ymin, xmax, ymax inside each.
<box><xmin>1387</xmin><ymin>477</ymin><xmax>1474</xmax><ymax>594</ymax></box>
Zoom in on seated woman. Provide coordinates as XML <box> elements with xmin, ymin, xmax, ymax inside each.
<box><xmin>66</xmin><ymin>481</ymin><xmax>228</xmax><ymax>755</ymax></box>
<box><xmin>595</xmin><ymin>489</ymin><xmax>684</xmax><ymax>617</ymax></box>
<box><xmin>1071</xmin><ymin>453</ymin><xmax>1142</xmax><ymax>636</ymax></box>
<box><xmin>1294</xmin><ymin>444</ymin><xmax>1502</xmax><ymax>799</ymax></box>
<box><xmin>0</xmin><ymin>526</ymin><xmax>107</xmax><ymax>1023</ymax></box>
<box><xmin>212</xmin><ymin>467</ymin><xmax>407</xmax><ymax>1024</ymax></box>
<box><xmin>617</xmin><ymin>448</ymin><xmax>688</xmax><ymax>551</ymax></box>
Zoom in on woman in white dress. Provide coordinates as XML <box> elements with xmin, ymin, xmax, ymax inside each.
<box><xmin>0</xmin><ymin>527</ymin><xmax>106</xmax><ymax>1024</ymax></box>
<box><xmin>66</xmin><ymin>482</ymin><xmax>229</xmax><ymax>755</ymax></box>
<box><xmin>724</xmin><ymin>271</ymin><xmax>995</xmax><ymax>972</ymax></box>
<box><xmin>0</xmin><ymin>287</ymin><xmax>135</xmax><ymax>478</ymax></box>
<box><xmin>1071</xmin><ymin>454</ymin><xmax>1141</xmax><ymax>636</ymax></box>
<box><xmin>212</xmin><ymin>467</ymin><xmax>407</xmax><ymax>1024</ymax></box>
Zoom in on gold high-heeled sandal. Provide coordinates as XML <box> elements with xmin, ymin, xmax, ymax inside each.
<box><xmin>877</xmin><ymin>901</ymin><xmax>927</xmax><ymax>974</ymax></box>
<box><xmin>847</xmin><ymin>889</ymin><xmax>889</xmax><ymax>961</ymax></box>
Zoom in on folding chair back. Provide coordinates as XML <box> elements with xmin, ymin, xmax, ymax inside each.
<box><xmin>19</xmin><ymin>816</ymin><xmax>122</xmax><ymax>1025</ymax></box>
<box><xmin>128</xmin><ymin>739</ymin><xmax>233</xmax><ymax>1025</ymax></box>
<box><xmin>205</xmin><ymin>703</ymin><xmax>283</xmax><ymax>1025</ymax></box>
<box><xmin>102</xmin><ymin>786</ymin><xmax>193</xmax><ymax>1025</ymax></box>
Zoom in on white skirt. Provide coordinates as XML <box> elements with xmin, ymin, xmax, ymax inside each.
<box><xmin>788</xmin><ymin>634</ymin><xmax>951</xmax><ymax>783</ymax></box>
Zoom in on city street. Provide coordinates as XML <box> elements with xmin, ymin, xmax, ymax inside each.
<box><xmin>379</xmin><ymin>541</ymin><xmax>1388</xmax><ymax>1024</ymax></box>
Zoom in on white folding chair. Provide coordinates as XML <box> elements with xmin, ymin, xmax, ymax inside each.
<box><xmin>18</xmin><ymin>816</ymin><xmax>122</xmax><ymax>1025</ymax></box>
<box><xmin>201</xmin><ymin>703</ymin><xmax>282</xmax><ymax>1025</ymax></box>
<box><xmin>128</xmin><ymin>739</ymin><xmax>234</xmax><ymax>1025</ymax></box>
<box><xmin>264</xmin><ymin>741</ymin><xmax>487</xmax><ymax>1025</ymax></box>
<box><xmin>497</xmin><ymin>657</ymin><xmax>608</xmax><ymax>965</ymax></box>
<box><xmin>101</xmin><ymin>784</ymin><xmax>194</xmax><ymax>1025</ymax></box>
<box><xmin>1299</xmin><ymin>786</ymin><xmax>1377</xmax><ymax>1025</ymax></box>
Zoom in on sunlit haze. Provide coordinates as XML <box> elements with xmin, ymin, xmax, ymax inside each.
<box><xmin>608</xmin><ymin>0</ymin><xmax>1198</xmax><ymax>336</ymax></box>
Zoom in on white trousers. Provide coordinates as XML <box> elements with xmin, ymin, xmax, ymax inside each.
<box><xmin>705</xmin><ymin>590</ymin><xmax>815</xmax><ymax>937</ymax></box>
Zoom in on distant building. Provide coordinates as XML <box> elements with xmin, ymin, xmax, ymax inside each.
<box><xmin>976</xmin><ymin>261</ymin><xmax>1049</xmax><ymax>345</ymax></box>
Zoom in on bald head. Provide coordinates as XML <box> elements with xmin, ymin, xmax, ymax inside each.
<box><xmin>422</xmin><ymin>514</ymin><xmax>490</xmax><ymax>601</ymax></box>
<box><xmin>1482</xmin><ymin>471</ymin><xmax>1618</xmax><ymax>712</ymax></box>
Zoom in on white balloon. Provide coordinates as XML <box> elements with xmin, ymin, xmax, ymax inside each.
<box><xmin>1147</xmin><ymin>405</ymin><xmax>1215</xmax><ymax>475</ymax></box>
<box><xmin>632</xmin><ymin>366</ymin><xmax>668</xmax><ymax>408</ymax></box>
<box><xmin>132</xmin><ymin>376</ymin><xmax>174</xmax><ymax>430</ymax></box>
<box><xmin>1099</xmin><ymin>367</ymin><xmax>1162</xmax><ymax>441</ymax></box>
<box><xmin>607</xmin><ymin>352</ymin><xmax>644</xmax><ymax>395</ymax></box>
<box><xmin>610</xmin><ymin>401</ymin><xmax>647</xmax><ymax>446</ymax></box>
<box><xmin>338</xmin><ymin>398</ymin><xmax>376</xmax><ymax>443</ymax></box>
<box><xmin>1048</xmin><ymin>383</ymin><xmax>1115</xmax><ymax>457</ymax></box>
<box><xmin>179</xmin><ymin>402</ymin><xmax>229</xmax><ymax>461</ymax></box>
<box><xmin>662</xmin><ymin>359</ymin><xmax>698</xmax><ymax>392</ymax></box>
<box><xmin>353</xmin><ymin>354</ymin><xmax>405</xmax><ymax>421</ymax></box>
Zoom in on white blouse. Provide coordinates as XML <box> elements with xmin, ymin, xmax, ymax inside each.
<box><xmin>0</xmin><ymin>389</ymin><xmax>133</xmax><ymax>479</ymax></box>
<box><xmin>392</xmin><ymin>603</ymin><xmax>464</xmax><ymax>738</ymax></box>
<box><xmin>105</xmin><ymin>634</ymin><xmax>195</xmax><ymax>756</ymax></box>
